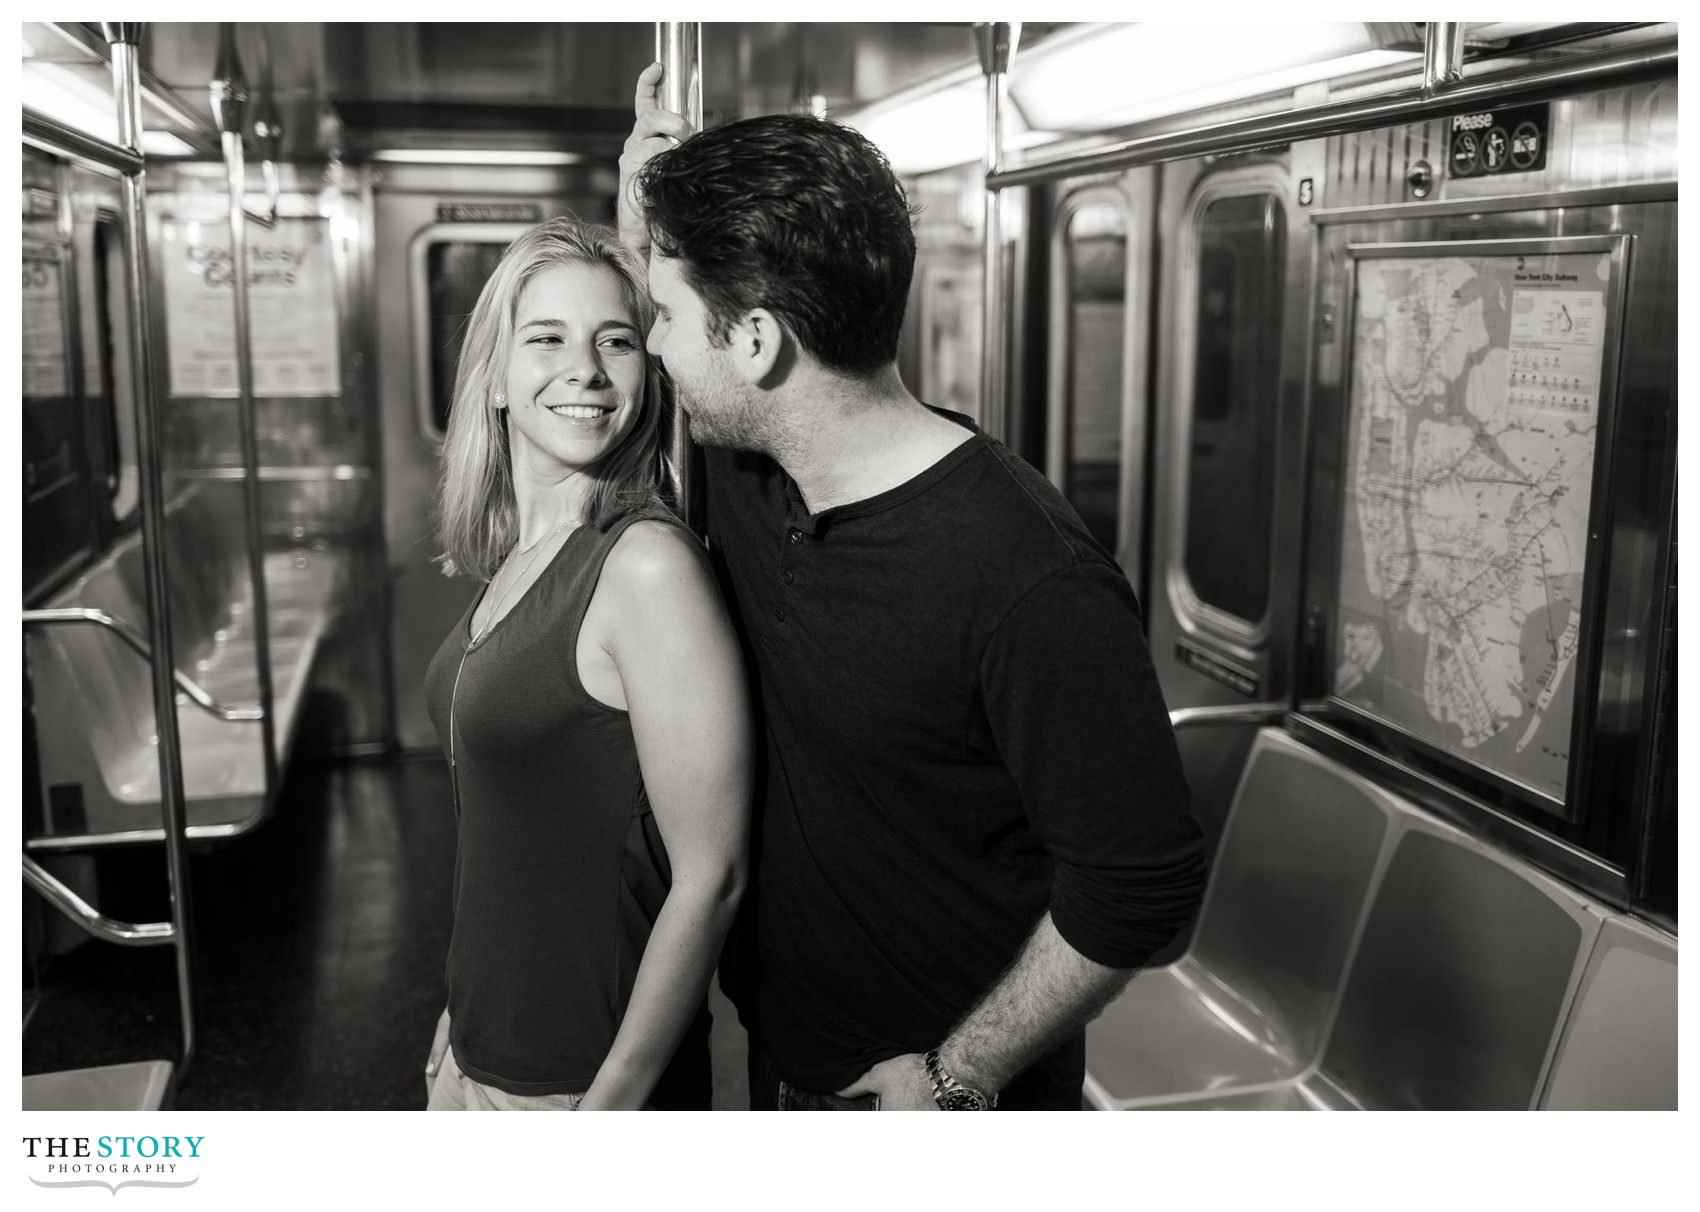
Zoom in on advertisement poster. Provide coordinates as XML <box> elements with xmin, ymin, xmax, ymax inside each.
<box><xmin>22</xmin><ymin>253</ymin><xmax>69</xmax><ymax>399</ymax></box>
<box><xmin>919</xmin><ymin>263</ymin><xmax>981</xmax><ymax>424</ymax></box>
<box><xmin>160</xmin><ymin>216</ymin><xmax>341</xmax><ymax>396</ymax></box>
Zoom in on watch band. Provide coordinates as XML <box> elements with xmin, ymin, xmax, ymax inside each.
<box><xmin>924</xmin><ymin>1048</ymin><xmax>996</xmax><ymax>1110</ymax></box>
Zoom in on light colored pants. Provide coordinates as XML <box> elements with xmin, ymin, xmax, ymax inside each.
<box><xmin>426</xmin><ymin>1044</ymin><xmax>584</xmax><ymax>1111</ymax></box>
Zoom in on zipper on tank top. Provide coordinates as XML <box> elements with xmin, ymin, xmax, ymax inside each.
<box><xmin>443</xmin><ymin>515</ymin><xmax>575</xmax><ymax>814</ymax></box>
<box><xmin>446</xmin><ymin>640</ymin><xmax>474</xmax><ymax>815</ymax></box>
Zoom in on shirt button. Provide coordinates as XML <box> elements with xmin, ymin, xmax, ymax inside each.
<box><xmin>775</xmin><ymin>608</ymin><xmax>787</xmax><ymax>623</ymax></box>
<box><xmin>783</xmin><ymin>570</ymin><xmax>795</xmax><ymax>586</ymax></box>
<box><xmin>788</xmin><ymin>528</ymin><xmax>803</xmax><ymax>544</ymax></box>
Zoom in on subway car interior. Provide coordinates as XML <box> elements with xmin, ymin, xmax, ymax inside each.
<box><xmin>19</xmin><ymin>21</ymin><xmax>1679</xmax><ymax>1112</ymax></box>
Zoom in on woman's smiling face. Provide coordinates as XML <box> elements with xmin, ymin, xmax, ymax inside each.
<box><xmin>500</xmin><ymin>261</ymin><xmax>647</xmax><ymax>481</ymax></box>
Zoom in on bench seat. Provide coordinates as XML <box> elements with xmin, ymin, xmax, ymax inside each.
<box><xmin>22</xmin><ymin>1060</ymin><xmax>175</xmax><ymax>1111</ymax></box>
<box><xmin>26</xmin><ymin>485</ymin><xmax>341</xmax><ymax>843</ymax></box>
<box><xmin>1086</xmin><ymin>726</ymin><xmax>1677</xmax><ymax>1111</ymax></box>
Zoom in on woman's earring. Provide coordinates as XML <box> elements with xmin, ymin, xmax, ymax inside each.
<box><xmin>493</xmin><ymin>392</ymin><xmax>506</xmax><ymax>408</ymax></box>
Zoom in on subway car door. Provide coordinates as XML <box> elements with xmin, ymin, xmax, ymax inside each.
<box><xmin>371</xmin><ymin>164</ymin><xmax>610</xmax><ymax>750</ymax></box>
<box><xmin>1041</xmin><ymin>169</ymin><xmax>1158</xmax><ymax>603</ymax></box>
<box><xmin>1144</xmin><ymin>153</ymin><xmax>1315</xmax><ymax>848</ymax></box>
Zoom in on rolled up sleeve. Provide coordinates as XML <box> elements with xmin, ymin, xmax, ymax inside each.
<box><xmin>978</xmin><ymin>561</ymin><xmax>1207</xmax><ymax>968</ymax></box>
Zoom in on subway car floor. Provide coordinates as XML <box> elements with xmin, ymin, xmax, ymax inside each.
<box><xmin>22</xmin><ymin>755</ymin><xmax>750</xmax><ymax>1111</ymax></box>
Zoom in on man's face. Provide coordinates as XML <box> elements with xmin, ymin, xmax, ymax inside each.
<box><xmin>645</xmin><ymin>253</ymin><xmax>770</xmax><ymax>452</ymax></box>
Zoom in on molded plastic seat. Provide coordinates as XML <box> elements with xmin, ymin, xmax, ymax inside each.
<box><xmin>1085</xmin><ymin>728</ymin><xmax>1398</xmax><ymax>1107</ymax></box>
<box><xmin>22</xmin><ymin>1060</ymin><xmax>175</xmax><ymax>1110</ymax></box>
<box><xmin>1312</xmin><ymin>818</ymin><xmax>1600</xmax><ymax>1109</ymax></box>
<box><xmin>1090</xmin><ymin>728</ymin><xmax>1619</xmax><ymax>1112</ymax></box>
<box><xmin>1539</xmin><ymin>914</ymin><xmax>1678</xmax><ymax>1109</ymax></box>
<box><xmin>1144</xmin><ymin>813</ymin><xmax>1604</xmax><ymax>1111</ymax></box>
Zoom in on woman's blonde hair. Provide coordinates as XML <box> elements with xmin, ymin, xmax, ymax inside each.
<box><xmin>433</xmin><ymin>214</ymin><xmax>672</xmax><ymax>580</ymax></box>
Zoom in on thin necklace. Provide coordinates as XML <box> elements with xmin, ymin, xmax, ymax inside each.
<box><xmin>470</xmin><ymin>513</ymin><xmax>575</xmax><ymax>646</ymax></box>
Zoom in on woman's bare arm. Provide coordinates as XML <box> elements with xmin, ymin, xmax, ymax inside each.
<box><xmin>577</xmin><ymin>520</ymin><xmax>751</xmax><ymax>1109</ymax></box>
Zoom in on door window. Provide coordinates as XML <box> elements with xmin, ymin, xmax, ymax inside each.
<box><xmin>1052</xmin><ymin>191</ymin><xmax>1129</xmax><ymax>551</ymax></box>
<box><xmin>411</xmin><ymin>226</ymin><xmax>526</xmax><ymax>440</ymax></box>
<box><xmin>1181</xmin><ymin>190</ymin><xmax>1285</xmax><ymax>626</ymax></box>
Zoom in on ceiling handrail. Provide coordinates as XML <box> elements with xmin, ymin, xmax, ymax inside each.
<box><xmin>988</xmin><ymin>33</ymin><xmax>1677</xmax><ymax>189</ymax></box>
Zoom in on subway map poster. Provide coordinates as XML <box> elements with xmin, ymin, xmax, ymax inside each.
<box><xmin>1332</xmin><ymin>244</ymin><xmax>1615</xmax><ymax>803</ymax></box>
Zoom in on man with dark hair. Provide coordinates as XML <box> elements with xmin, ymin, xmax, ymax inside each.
<box><xmin>620</xmin><ymin>62</ymin><xmax>1205</xmax><ymax>1112</ymax></box>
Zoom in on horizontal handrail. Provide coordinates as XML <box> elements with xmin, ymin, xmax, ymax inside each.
<box><xmin>23</xmin><ymin>855</ymin><xmax>175</xmax><ymax>946</ymax></box>
<box><xmin>22</xmin><ymin>105</ymin><xmax>145</xmax><ymax>174</ymax></box>
<box><xmin>988</xmin><ymin>35</ymin><xmax>1677</xmax><ymax>189</ymax></box>
<box><xmin>27</xmin><ymin>817</ymin><xmax>260</xmax><ymax>853</ymax></box>
<box><xmin>1170</xmin><ymin>703</ymin><xmax>1290</xmax><ymax>733</ymax></box>
<box><xmin>175</xmin><ymin>465</ymin><xmax>371</xmax><ymax>482</ymax></box>
<box><xmin>23</xmin><ymin>608</ymin><xmax>265</xmax><ymax>722</ymax></box>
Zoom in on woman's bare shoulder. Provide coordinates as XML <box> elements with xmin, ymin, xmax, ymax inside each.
<box><xmin>600</xmin><ymin>516</ymin><xmax>715</xmax><ymax>604</ymax></box>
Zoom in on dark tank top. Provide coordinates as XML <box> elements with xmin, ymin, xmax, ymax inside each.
<box><xmin>423</xmin><ymin>507</ymin><xmax>710</xmax><ymax>1106</ymax></box>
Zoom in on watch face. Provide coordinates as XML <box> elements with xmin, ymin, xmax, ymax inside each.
<box><xmin>941</xmin><ymin>1087</ymin><xmax>989</xmax><ymax>1111</ymax></box>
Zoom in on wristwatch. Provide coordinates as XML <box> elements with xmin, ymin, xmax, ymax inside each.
<box><xmin>924</xmin><ymin>1048</ymin><xmax>997</xmax><ymax>1110</ymax></box>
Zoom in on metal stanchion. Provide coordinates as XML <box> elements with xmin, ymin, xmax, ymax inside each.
<box><xmin>656</xmin><ymin>22</ymin><xmax>705</xmax><ymax>532</ymax></box>
<box><xmin>100</xmin><ymin>19</ymin><xmax>199</xmax><ymax>1080</ymax></box>
<box><xmin>210</xmin><ymin>24</ymin><xmax>280</xmax><ymax>799</ymax></box>
<box><xmin>1422</xmin><ymin>22</ymin><xmax>1467</xmax><ymax>97</ymax></box>
<box><xmin>973</xmin><ymin>22</ymin><xmax>1019</xmax><ymax>444</ymax></box>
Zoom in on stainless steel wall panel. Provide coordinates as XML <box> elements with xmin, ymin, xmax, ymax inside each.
<box><xmin>1318</xmin><ymin>81</ymin><xmax>1676</xmax><ymax>211</ymax></box>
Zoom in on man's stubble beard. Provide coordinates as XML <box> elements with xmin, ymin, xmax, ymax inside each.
<box><xmin>677</xmin><ymin>375</ymin><xmax>778</xmax><ymax>456</ymax></box>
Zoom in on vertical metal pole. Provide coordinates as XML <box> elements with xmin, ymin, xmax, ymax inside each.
<box><xmin>251</xmin><ymin>44</ymin><xmax>285</xmax><ymax>224</ymax></box>
<box><xmin>100</xmin><ymin>20</ymin><xmax>198</xmax><ymax>1079</ymax></box>
<box><xmin>974</xmin><ymin>22</ymin><xmax>1019</xmax><ymax>443</ymax></box>
<box><xmin>656</xmin><ymin>23</ymin><xmax>703</xmax><ymax>129</ymax></box>
<box><xmin>656</xmin><ymin>22</ymin><xmax>704</xmax><ymax>531</ymax></box>
<box><xmin>1422</xmin><ymin>22</ymin><xmax>1466</xmax><ymax>96</ymax></box>
<box><xmin>211</xmin><ymin>25</ymin><xmax>279</xmax><ymax>799</ymax></box>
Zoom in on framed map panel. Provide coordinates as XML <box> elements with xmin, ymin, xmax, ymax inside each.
<box><xmin>1328</xmin><ymin>236</ymin><xmax>1630</xmax><ymax>819</ymax></box>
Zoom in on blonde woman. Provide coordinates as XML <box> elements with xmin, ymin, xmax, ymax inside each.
<box><xmin>421</xmin><ymin>215</ymin><xmax>750</xmax><ymax>1110</ymax></box>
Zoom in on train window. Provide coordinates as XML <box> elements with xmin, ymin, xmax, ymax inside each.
<box><xmin>410</xmin><ymin>225</ymin><xmax>528</xmax><ymax>441</ymax></box>
<box><xmin>1048</xmin><ymin>189</ymin><xmax>1130</xmax><ymax>552</ymax></box>
<box><xmin>23</xmin><ymin>236</ymin><xmax>96</xmax><ymax>599</ymax></box>
<box><xmin>1181</xmin><ymin>189</ymin><xmax>1285</xmax><ymax>626</ymax></box>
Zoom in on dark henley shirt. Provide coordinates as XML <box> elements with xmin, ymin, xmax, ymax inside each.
<box><xmin>706</xmin><ymin>413</ymin><xmax>1206</xmax><ymax>1107</ymax></box>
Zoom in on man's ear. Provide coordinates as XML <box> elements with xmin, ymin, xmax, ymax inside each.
<box><xmin>727</xmin><ymin>308</ymin><xmax>786</xmax><ymax>385</ymax></box>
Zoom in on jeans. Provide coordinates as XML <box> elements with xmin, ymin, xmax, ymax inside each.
<box><xmin>747</xmin><ymin>1038</ymin><xmax>878</xmax><ymax>1110</ymax></box>
<box><xmin>747</xmin><ymin>1033</ymin><xmax>1089</xmax><ymax>1110</ymax></box>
